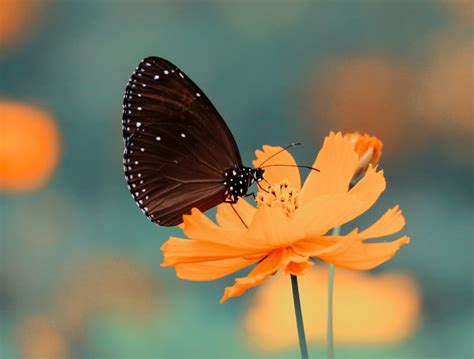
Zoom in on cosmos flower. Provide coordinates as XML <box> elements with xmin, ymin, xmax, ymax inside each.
<box><xmin>161</xmin><ymin>132</ymin><xmax>409</xmax><ymax>303</ymax></box>
<box><xmin>0</xmin><ymin>99</ymin><xmax>60</xmax><ymax>191</ymax></box>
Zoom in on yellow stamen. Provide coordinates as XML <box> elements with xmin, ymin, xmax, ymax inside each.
<box><xmin>256</xmin><ymin>180</ymin><xmax>300</xmax><ymax>217</ymax></box>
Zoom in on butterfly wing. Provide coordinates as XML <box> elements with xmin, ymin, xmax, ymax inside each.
<box><xmin>122</xmin><ymin>57</ymin><xmax>242</xmax><ymax>226</ymax></box>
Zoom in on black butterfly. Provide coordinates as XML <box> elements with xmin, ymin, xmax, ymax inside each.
<box><xmin>122</xmin><ymin>56</ymin><xmax>265</xmax><ymax>226</ymax></box>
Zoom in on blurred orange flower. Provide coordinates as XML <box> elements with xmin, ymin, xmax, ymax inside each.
<box><xmin>0</xmin><ymin>100</ymin><xmax>60</xmax><ymax>191</ymax></box>
<box><xmin>16</xmin><ymin>315</ymin><xmax>68</xmax><ymax>359</ymax></box>
<box><xmin>161</xmin><ymin>132</ymin><xmax>409</xmax><ymax>303</ymax></box>
<box><xmin>307</xmin><ymin>56</ymin><xmax>411</xmax><ymax>158</ymax></box>
<box><xmin>0</xmin><ymin>0</ymin><xmax>44</xmax><ymax>50</ymax></box>
<box><xmin>414</xmin><ymin>33</ymin><xmax>473</xmax><ymax>136</ymax></box>
<box><xmin>243</xmin><ymin>268</ymin><xmax>420</xmax><ymax>352</ymax></box>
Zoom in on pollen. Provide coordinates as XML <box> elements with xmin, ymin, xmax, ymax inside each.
<box><xmin>256</xmin><ymin>180</ymin><xmax>300</xmax><ymax>217</ymax></box>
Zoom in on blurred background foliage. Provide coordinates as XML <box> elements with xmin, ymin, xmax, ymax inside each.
<box><xmin>0</xmin><ymin>0</ymin><xmax>472</xmax><ymax>358</ymax></box>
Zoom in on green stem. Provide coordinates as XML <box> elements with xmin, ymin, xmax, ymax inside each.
<box><xmin>291</xmin><ymin>274</ymin><xmax>309</xmax><ymax>359</ymax></box>
<box><xmin>327</xmin><ymin>226</ymin><xmax>341</xmax><ymax>359</ymax></box>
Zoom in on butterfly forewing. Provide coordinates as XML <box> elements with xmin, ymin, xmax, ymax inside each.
<box><xmin>122</xmin><ymin>57</ymin><xmax>242</xmax><ymax>226</ymax></box>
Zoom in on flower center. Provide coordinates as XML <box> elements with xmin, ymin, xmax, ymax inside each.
<box><xmin>256</xmin><ymin>180</ymin><xmax>300</xmax><ymax>217</ymax></box>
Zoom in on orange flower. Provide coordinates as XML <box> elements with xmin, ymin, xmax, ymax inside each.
<box><xmin>243</xmin><ymin>269</ymin><xmax>420</xmax><ymax>352</ymax></box>
<box><xmin>0</xmin><ymin>100</ymin><xmax>60</xmax><ymax>191</ymax></box>
<box><xmin>344</xmin><ymin>132</ymin><xmax>383</xmax><ymax>177</ymax></box>
<box><xmin>161</xmin><ymin>132</ymin><xmax>409</xmax><ymax>303</ymax></box>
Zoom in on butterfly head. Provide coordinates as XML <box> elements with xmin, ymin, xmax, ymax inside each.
<box><xmin>252</xmin><ymin>167</ymin><xmax>265</xmax><ymax>183</ymax></box>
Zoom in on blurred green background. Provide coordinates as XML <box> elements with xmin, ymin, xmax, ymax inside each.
<box><xmin>1</xmin><ymin>0</ymin><xmax>473</xmax><ymax>358</ymax></box>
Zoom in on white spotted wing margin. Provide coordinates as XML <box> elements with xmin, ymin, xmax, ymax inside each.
<box><xmin>122</xmin><ymin>56</ymin><xmax>243</xmax><ymax>226</ymax></box>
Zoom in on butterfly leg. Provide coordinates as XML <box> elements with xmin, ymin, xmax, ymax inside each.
<box><xmin>224</xmin><ymin>196</ymin><xmax>239</xmax><ymax>204</ymax></box>
<box><xmin>229</xmin><ymin>203</ymin><xmax>248</xmax><ymax>228</ymax></box>
<box><xmin>256</xmin><ymin>182</ymin><xmax>270</xmax><ymax>193</ymax></box>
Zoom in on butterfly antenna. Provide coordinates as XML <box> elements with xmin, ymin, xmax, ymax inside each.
<box><xmin>258</xmin><ymin>142</ymin><xmax>302</xmax><ymax>167</ymax></box>
<box><xmin>260</xmin><ymin>164</ymin><xmax>320</xmax><ymax>172</ymax></box>
<box><xmin>230</xmin><ymin>204</ymin><xmax>248</xmax><ymax>228</ymax></box>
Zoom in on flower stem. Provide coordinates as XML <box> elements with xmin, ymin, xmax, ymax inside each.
<box><xmin>291</xmin><ymin>274</ymin><xmax>309</xmax><ymax>359</ymax></box>
<box><xmin>327</xmin><ymin>263</ymin><xmax>335</xmax><ymax>359</ymax></box>
<box><xmin>327</xmin><ymin>226</ymin><xmax>341</xmax><ymax>359</ymax></box>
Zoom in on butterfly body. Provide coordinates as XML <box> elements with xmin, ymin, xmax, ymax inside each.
<box><xmin>122</xmin><ymin>56</ymin><xmax>264</xmax><ymax>226</ymax></box>
<box><xmin>223</xmin><ymin>166</ymin><xmax>264</xmax><ymax>203</ymax></box>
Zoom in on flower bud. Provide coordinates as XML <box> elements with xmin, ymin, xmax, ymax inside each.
<box><xmin>344</xmin><ymin>132</ymin><xmax>383</xmax><ymax>177</ymax></box>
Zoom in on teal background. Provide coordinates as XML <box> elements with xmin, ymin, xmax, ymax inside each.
<box><xmin>1</xmin><ymin>1</ymin><xmax>472</xmax><ymax>358</ymax></box>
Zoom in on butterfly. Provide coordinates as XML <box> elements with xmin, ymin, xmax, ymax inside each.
<box><xmin>122</xmin><ymin>56</ymin><xmax>267</xmax><ymax>226</ymax></box>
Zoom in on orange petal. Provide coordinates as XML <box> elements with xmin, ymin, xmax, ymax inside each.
<box><xmin>292</xmin><ymin>230</ymin><xmax>360</xmax><ymax>258</ymax></box>
<box><xmin>301</xmin><ymin>132</ymin><xmax>358</xmax><ymax>204</ymax></box>
<box><xmin>295</xmin><ymin>193</ymin><xmax>363</xmax><ymax>236</ymax></box>
<box><xmin>339</xmin><ymin>165</ymin><xmax>386</xmax><ymax>224</ymax></box>
<box><xmin>216</xmin><ymin>198</ymin><xmax>256</xmax><ymax>230</ymax></box>
<box><xmin>359</xmin><ymin>206</ymin><xmax>405</xmax><ymax>240</ymax></box>
<box><xmin>182</xmin><ymin>207</ymin><xmax>221</xmax><ymax>238</ymax></box>
<box><xmin>253</xmin><ymin>145</ymin><xmax>301</xmax><ymax>189</ymax></box>
<box><xmin>284</xmin><ymin>261</ymin><xmax>313</xmax><ymax>276</ymax></box>
<box><xmin>181</xmin><ymin>208</ymin><xmax>253</xmax><ymax>249</ymax></box>
<box><xmin>318</xmin><ymin>235</ymin><xmax>410</xmax><ymax>270</ymax></box>
<box><xmin>283</xmin><ymin>249</ymin><xmax>314</xmax><ymax>275</ymax></box>
<box><xmin>247</xmin><ymin>205</ymin><xmax>306</xmax><ymax>248</ymax></box>
<box><xmin>175</xmin><ymin>257</ymin><xmax>261</xmax><ymax>281</ymax></box>
<box><xmin>220</xmin><ymin>249</ymin><xmax>286</xmax><ymax>303</ymax></box>
<box><xmin>161</xmin><ymin>237</ymin><xmax>267</xmax><ymax>266</ymax></box>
